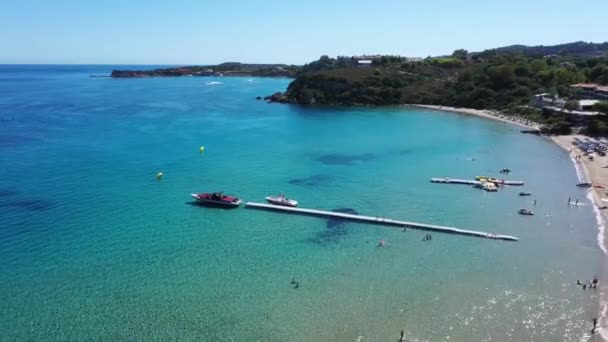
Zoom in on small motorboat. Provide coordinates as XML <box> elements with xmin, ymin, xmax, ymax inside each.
<box><xmin>518</xmin><ymin>209</ymin><xmax>534</xmax><ymax>216</ymax></box>
<box><xmin>577</xmin><ymin>182</ymin><xmax>593</xmax><ymax>188</ymax></box>
<box><xmin>190</xmin><ymin>192</ymin><xmax>242</xmax><ymax>207</ymax></box>
<box><xmin>519</xmin><ymin>191</ymin><xmax>532</xmax><ymax>196</ymax></box>
<box><xmin>265</xmin><ymin>193</ymin><xmax>298</xmax><ymax>207</ymax></box>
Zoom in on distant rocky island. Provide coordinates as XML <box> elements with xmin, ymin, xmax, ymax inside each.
<box><xmin>111</xmin><ymin>62</ymin><xmax>300</xmax><ymax>78</ymax></box>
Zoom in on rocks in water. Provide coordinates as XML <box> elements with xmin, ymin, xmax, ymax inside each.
<box><xmin>315</xmin><ymin>153</ymin><xmax>375</xmax><ymax>165</ymax></box>
<box><xmin>264</xmin><ymin>92</ymin><xmax>292</xmax><ymax>103</ymax></box>
<box><xmin>256</xmin><ymin>96</ymin><xmax>262</xmax><ymax>100</ymax></box>
<box><xmin>288</xmin><ymin>174</ymin><xmax>332</xmax><ymax>187</ymax></box>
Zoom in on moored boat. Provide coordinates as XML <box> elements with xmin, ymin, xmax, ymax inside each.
<box><xmin>519</xmin><ymin>191</ymin><xmax>532</xmax><ymax>196</ymax></box>
<box><xmin>518</xmin><ymin>209</ymin><xmax>534</xmax><ymax>215</ymax></box>
<box><xmin>190</xmin><ymin>192</ymin><xmax>242</xmax><ymax>207</ymax></box>
<box><xmin>577</xmin><ymin>182</ymin><xmax>592</xmax><ymax>188</ymax></box>
<box><xmin>265</xmin><ymin>193</ymin><xmax>298</xmax><ymax>207</ymax></box>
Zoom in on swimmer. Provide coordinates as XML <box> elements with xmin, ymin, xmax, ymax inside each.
<box><xmin>290</xmin><ymin>278</ymin><xmax>297</xmax><ymax>285</ymax></box>
<box><xmin>377</xmin><ymin>240</ymin><xmax>386</xmax><ymax>247</ymax></box>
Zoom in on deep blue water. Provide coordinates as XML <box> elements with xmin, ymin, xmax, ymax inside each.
<box><xmin>0</xmin><ymin>65</ymin><xmax>603</xmax><ymax>341</ymax></box>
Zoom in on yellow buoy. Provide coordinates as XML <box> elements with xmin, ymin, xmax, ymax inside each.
<box><xmin>155</xmin><ymin>172</ymin><xmax>163</xmax><ymax>180</ymax></box>
<box><xmin>199</xmin><ymin>146</ymin><xmax>205</xmax><ymax>153</ymax></box>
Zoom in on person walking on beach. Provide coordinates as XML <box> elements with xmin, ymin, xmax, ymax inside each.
<box><xmin>592</xmin><ymin>318</ymin><xmax>598</xmax><ymax>334</ymax></box>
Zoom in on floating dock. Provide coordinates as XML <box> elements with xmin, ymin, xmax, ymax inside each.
<box><xmin>430</xmin><ymin>178</ymin><xmax>525</xmax><ymax>186</ymax></box>
<box><xmin>245</xmin><ymin>202</ymin><xmax>518</xmax><ymax>242</ymax></box>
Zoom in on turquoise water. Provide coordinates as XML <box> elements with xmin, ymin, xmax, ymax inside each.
<box><xmin>0</xmin><ymin>65</ymin><xmax>604</xmax><ymax>341</ymax></box>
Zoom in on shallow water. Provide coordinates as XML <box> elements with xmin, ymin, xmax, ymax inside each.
<box><xmin>0</xmin><ymin>65</ymin><xmax>604</xmax><ymax>341</ymax></box>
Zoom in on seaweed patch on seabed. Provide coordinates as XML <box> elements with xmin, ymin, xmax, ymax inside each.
<box><xmin>315</xmin><ymin>153</ymin><xmax>376</xmax><ymax>165</ymax></box>
<box><xmin>309</xmin><ymin>208</ymin><xmax>359</xmax><ymax>245</ymax></box>
<box><xmin>288</xmin><ymin>174</ymin><xmax>332</xmax><ymax>187</ymax></box>
<box><xmin>1</xmin><ymin>199</ymin><xmax>54</xmax><ymax>211</ymax></box>
<box><xmin>0</xmin><ymin>188</ymin><xmax>18</xmax><ymax>197</ymax></box>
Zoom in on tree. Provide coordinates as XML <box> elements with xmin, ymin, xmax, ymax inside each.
<box><xmin>594</xmin><ymin>101</ymin><xmax>608</xmax><ymax>114</ymax></box>
<box><xmin>564</xmin><ymin>100</ymin><xmax>579</xmax><ymax>113</ymax></box>
<box><xmin>486</xmin><ymin>65</ymin><xmax>516</xmax><ymax>90</ymax></box>
<box><xmin>452</xmin><ymin>49</ymin><xmax>468</xmax><ymax>60</ymax></box>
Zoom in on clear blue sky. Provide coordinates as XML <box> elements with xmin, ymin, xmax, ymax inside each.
<box><xmin>1</xmin><ymin>0</ymin><xmax>607</xmax><ymax>65</ymax></box>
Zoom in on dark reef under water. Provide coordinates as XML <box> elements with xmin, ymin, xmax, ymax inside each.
<box><xmin>309</xmin><ymin>208</ymin><xmax>359</xmax><ymax>245</ymax></box>
<box><xmin>288</xmin><ymin>174</ymin><xmax>332</xmax><ymax>187</ymax></box>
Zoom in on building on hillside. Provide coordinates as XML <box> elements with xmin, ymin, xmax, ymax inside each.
<box><xmin>578</xmin><ymin>99</ymin><xmax>600</xmax><ymax>111</ymax></box>
<box><xmin>351</xmin><ymin>55</ymin><xmax>383</xmax><ymax>61</ymax></box>
<box><xmin>570</xmin><ymin>83</ymin><xmax>608</xmax><ymax>100</ymax></box>
<box><xmin>532</xmin><ymin>93</ymin><xmax>566</xmax><ymax>108</ymax></box>
<box><xmin>532</xmin><ymin>93</ymin><xmax>602</xmax><ymax>118</ymax></box>
<box><xmin>560</xmin><ymin>61</ymin><xmax>576</xmax><ymax>69</ymax></box>
<box><xmin>357</xmin><ymin>60</ymin><xmax>373</xmax><ymax>68</ymax></box>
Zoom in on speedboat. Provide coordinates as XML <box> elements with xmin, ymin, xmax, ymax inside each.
<box><xmin>518</xmin><ymin>209</ymin><xmax>534</xmax><ymax>216</ymax></box>
<box><xmin>577</xmin><ymin>182</ymin><xmax>592</xmax><ymax>188</ymax></box>
<box><xmin>265</xmin><ymin>193</ymin><xmax>298</xmax><ymax>207</ymax></box>
<box><xmin>519</xmin><ymin>191</ymin><xmax>532</xmax><ymax>196</ymax></box>
<box><xmin>190</xmin><ymin>192</ymin><xmax>242</xmax><ymax>207</ymax></box>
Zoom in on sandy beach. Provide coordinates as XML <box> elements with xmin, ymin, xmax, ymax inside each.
<box><xmin>410</xmin><ymin>104</ymin><xmax>542</xmax><ymax>130</ymax></box>
<box><xmin>551</xmin><ymin>135</ymin><xmax>608</xmax><ymax>341</ymax></box>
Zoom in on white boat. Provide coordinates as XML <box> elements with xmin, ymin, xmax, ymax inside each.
<box><xmin>265</xmin><ymin>194</ymin><xmax>298</xmax><ymax>207</ymax></box>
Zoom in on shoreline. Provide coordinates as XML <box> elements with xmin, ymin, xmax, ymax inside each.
<box><xmin>411</xmin><ymin>103</ymin><xmax>607</xmax><ymax>340</ymax></box>
<box><xmin>408</xmin><ymin>104</ymin><xmax>541</xmax><ymax>130</ymax></box>
<box><xmin>550</xmin><ymin>135</ymin><xmax>608</xmax><ymax>341</ymax></box>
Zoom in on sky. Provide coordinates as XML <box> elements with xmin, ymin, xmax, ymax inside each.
<box><xmin>1</xmin><ymin>0</ymin><xmax>607</xmax><ymax>65</ymax></box>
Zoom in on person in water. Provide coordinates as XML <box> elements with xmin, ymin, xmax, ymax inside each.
<box><xmin>583</xmin><ymin>283</ymin><xmax>587</xmax><ymax>290</ymax></box>
<box><xmin>399</xmin><ymin>330</ymin><xmax>404</xmax><ymax>342</ymax></box>
<box><xmin>577</xmin><ymin>280</ymin><xmax>582</xmax><ymax>285</ymax></box>
<box><xmin>593</xmin><ymin>276</ymin><xmax>599</xmax><ymax>288</ymax></box>
<box><xmin>377</xmin><ymin>240</ymin><xmax>386</xmax><ymax>247</ymax></box>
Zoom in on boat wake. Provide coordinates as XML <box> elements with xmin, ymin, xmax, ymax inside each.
<box><xmin>204</xmin><ymin>81</ymin><xmax>223</xmax><ymax>86</ymax></box>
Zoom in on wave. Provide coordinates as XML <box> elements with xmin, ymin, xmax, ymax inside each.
<box><xmin>204</xmin><ymin>81</ymin><xmax>223</xmax><ymax>86</ymax></box>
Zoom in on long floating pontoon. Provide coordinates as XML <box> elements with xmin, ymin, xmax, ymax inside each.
<box><xmin>430</xmin><ymin>178</ymin><xmax>525</xmax><ymax>186</ymax></box>
<box><xmin>245</xmin><ymin>202</ymin><xmax>518</xmax><ymax>242</ymax></box>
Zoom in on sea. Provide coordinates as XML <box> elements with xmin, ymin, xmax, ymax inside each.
<box><xmin>0</xmin><ymin>65</ymin><xmax>604</xmax><ymax>341</ymax></box>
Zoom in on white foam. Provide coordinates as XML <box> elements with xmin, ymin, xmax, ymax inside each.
<box><xmin>569</xmin><ymin>154</ymin><xmax>586</xmax><ymax>183</ymax></box>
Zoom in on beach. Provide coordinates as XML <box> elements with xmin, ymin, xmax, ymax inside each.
<box><xmin>552</xmin><ymin>134</ymin><xmax>608</xmax><ymax>341</ymax></box>
<box><xmin>411</xmin><ymin>104</ymin><xmax>541</xmax><ymax>130</ymax></box>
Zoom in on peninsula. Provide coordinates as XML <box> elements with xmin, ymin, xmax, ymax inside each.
<box><xmin>269</xmin><ymin>41</ymin><xmax>608</xmax><ymax>136</ymax></box>
<box><xmin>110</xmin><ymin>62</ymin><xmax>300</xmax><ymax>78</ymax></box>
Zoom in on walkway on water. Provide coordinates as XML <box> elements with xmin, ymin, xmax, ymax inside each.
<box><xmin>430</xmin><ymin>178</ymin><xmax>525</xmax><ymax>186</ymax></box>
<box><xmin>245</xmin><ymin>202</ymin><xmax>518</xmax><ymax>242</ymax></box>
